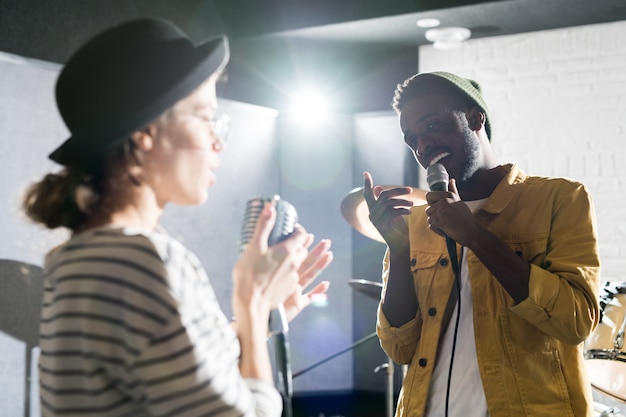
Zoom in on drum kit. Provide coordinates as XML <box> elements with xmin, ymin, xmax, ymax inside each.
<box><xmin>585</xmin><ymin>281</ymin><xmax>626</xmax><ymax>416</ymax></box>
<box><xmin>340</xmin><ymin>185</ymin><xmax>625</xmax><ymax>417</ymax></box>
<box><xmin>340</xmin><ymin>185</ymin><xmax>427</xmax><ymax>243</ymax></box>
<box><xmin>340</xmin><ymin>185</ymin><xmax>425</xmax><ymax>417</ymax></box>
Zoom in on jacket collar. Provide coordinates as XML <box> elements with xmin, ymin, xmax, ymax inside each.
<box><xmin>480</xmin><ymin>163</ymin><xmax>526</xmax><ymax>215</ymax></box>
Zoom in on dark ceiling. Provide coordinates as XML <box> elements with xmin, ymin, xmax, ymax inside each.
<box><xmin>2</xmin><ymin>0</ymin><xmax>625</xmax><ymax>112</ymax></box>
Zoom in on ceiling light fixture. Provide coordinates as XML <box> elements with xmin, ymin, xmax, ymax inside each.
<box><xmin>425</xmin><ymin>26</ymin><xmax>471</xmax><ymax>50</ymax></box>
<box><xmin>416</xmin><ymin>18</ymin><xmax>440</xmax><ymax>28</ymax></box>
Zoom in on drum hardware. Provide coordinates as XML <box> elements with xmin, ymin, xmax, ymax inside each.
<box><xmin>340</xmin><ymin>185</ymin><xmax>427</xmax><ymax>242</ymax></box>
<box><xmin>374</xmin><ymin>358</ymin><xmax>395</xmax><ymax>417</ymax></box>
<box><xmin>292</xmin><ymin>331</ymin><xmax>378</xmax><ymax>379</ymax></box>
<box><xmin>350</xmin><ymin>278</ymin><xmax>410</xmax><ymax>417</ymax></box>
<box><xmin>292</xmin><ymin>280</ymin><xmax>381</xmax><ymax>386</ymax></box>
<box><xmin>340</xmin><ymin>185</ymin><xmax>425</xmax><ymax>416</ymax></box>
<box><xmin>594</xmin><ymin>401</ymin><xmax>624</xmax><ymax>417</ymax></box>
<box><xmin>585</xmin><ymin>348</ymin><xmax>626</xmax><ymax>362</ymax></box>
<box><xmin>294</xmin><ymin>279</ymin><xmax>399</xmax><ymax>417</ymax></box>
<box><xmin>615</xmin><ymin>318</ymin><xmax>625</xmax><ymax>350</ymax></box>
<box><xmin>585</xmin><ymin>281</ymin><xmax>626</xmax><ymax>403</ymax></box>
<box><xmin>349</xmin><ymin>279</ymin><xmax>383</xmax><ymax>301</ymax></box>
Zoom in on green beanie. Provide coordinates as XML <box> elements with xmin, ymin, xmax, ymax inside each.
<box><xmin>412</xmin><ymin>71</ymin><xmax>492</xmax><ymax>140</ymax></box>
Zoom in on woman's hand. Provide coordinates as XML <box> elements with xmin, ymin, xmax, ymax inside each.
<box><xmin>232</xmin><ymin>202</ymin><xmax>309</xmax><ymax>328</ymax></box>
<box><xmin>231</xmin><ymin>202</ymin><xmax>312</xmax><ymax>384</ymax></box>
<box><xmin>282</xmin><ymin>236</ymin><xmax>333</xmax><ymax>322</ymax></box>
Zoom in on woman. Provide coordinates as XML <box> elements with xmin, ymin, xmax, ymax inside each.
<box><xmin>23</xmin><ymin>18</ymin><xmax>332</xmax><ymax>417</ymax></box>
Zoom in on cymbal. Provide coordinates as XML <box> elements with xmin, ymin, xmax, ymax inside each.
<box><xmin>349</xmin><ymin>279</ymin><xmax>383</xmax><ymax>301</ymax></box>
<box><xmin>340</xmin><ymin>185</ymin><xmax>427</xmax><ymax>242</ymax></box>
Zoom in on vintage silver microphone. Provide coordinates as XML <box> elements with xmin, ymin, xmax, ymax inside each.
<box><xmin>239</xmin><ymin>195</ymin><xmax>299</xmax><ymax>255</ymax></box>
<box><xmin>239</xmin><ymin>195</ymin><xmax>298</xmax><ymax>334</ymax></box>
<box><xmin>239</xmin><ymin>195</ymin><xmax>297</xmax><ymax>417</ymax></box>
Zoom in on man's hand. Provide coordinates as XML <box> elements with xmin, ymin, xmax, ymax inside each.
<box><xmin>363</xmin><ymin>171</ymin><xmax>413</xmax><ymax>252</ymax></box>
<box><xmin>425</xmin><ymin>178</ymin><xmax>478</xmax><ymax>246</ymax></box>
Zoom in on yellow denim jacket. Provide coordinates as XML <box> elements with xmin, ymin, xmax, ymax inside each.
<box><xmin>377</xmin><ymin>163</ymin><xmax>600</xmax><ymax>417</ymax></box>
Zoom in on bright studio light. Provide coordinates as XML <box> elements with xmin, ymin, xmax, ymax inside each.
<box><xmin>289</xmin><ymin>88</ymin><xmax>330</xmax><ymax>124</ymax></box>
<box><xmin>425</xmin><ymin>26</ymin><xmax>471</xmax><ymax>50</ymax></box>
<box><xmin>416</xmin><ymin>18</ymin><xmax>440</xmax><ymax>28</ymax></box>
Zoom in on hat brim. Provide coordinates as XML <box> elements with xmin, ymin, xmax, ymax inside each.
<box><xmin>49</xmin><ymin>35</ymin><xmax>230</xmax><ymax>166</ymax></box>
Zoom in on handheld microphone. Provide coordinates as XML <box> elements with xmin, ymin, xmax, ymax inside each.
<box><xmin>426</xmin><ymin>163</ymin><xmax>458</xmax><ymax>273</ymax></box>
<box><xmin>239</xmin><ymin>195</ymin><xmax>295</xmax><ymax>411</ymax></box>
<box><xmin>239</xmin><ymin>195</ymin><xmax>298</xmax><ymax>334</ymax></box>
<box><xmin>426</xmin><ymin>162</ymin><xmax>449</xmax><ymax>192</ymax></box>
<box><xmin>239</xmin><ymin>195</ymin><xmax>299</xmax><ymax>253</ymax></box>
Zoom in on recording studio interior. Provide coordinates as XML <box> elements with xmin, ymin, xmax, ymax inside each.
<box><xmin>1</xmin><ymin>1</ymin><xmax>625</xmax><ymax>416</ymax></box>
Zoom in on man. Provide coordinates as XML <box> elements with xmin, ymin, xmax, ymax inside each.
<box><xmin>363</xmin><ymin>71</ymin><xmax>600</xmax><ymax>417</ymax></box>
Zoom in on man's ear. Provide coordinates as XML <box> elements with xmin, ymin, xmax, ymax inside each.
<box><xmin>466</xmin><ymin>107</ymin><xmax>486</xmax><ymax>132</ymax></box>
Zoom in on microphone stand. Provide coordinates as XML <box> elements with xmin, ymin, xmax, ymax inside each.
<box><xmin>270</xmin><ymin>305</ymin><xmax>293</xmax><ymax>417</ymax></box>
<box><xmin>291</xmin><ymin>332</ymin><xmax>397</xmax><ymax>417</ymax></box>
<box><xmin>275</xmin><ymin>332</ymin><xmax>293</xmax><ymax>417</ymax></box>
<box><xmin>292</xmin><ymin>331</ymin><xmax>378</xmax><ymax>378</ymax></box>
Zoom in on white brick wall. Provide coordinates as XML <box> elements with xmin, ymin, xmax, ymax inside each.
<box><xmin>419</xmin><ymin>20</ymin><xmax>626</xmax><ymax>284</ymax></box>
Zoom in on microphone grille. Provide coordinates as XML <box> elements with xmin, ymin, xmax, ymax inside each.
<box><xmin>239</xmin><ymin>196</ymin><xmax>298</xmax><ymax>253</ymax></box>
<box><xmin>426</xmin><ymin>163</ymin><xmax>449</xmax><ymax>191</ymax></box>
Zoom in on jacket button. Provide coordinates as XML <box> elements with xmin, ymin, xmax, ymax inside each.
<box><xmin>439</xmin><ymin>258</ymin><xmax>449</xmax><ymax>267</ymax></box>
<box><xmin>418</xmin><ymin>358</ymin><xmax>427</xmax><ymax>367</ymax></box>
<box><xmin>428</xmin><ymin>307</ymin><xmax>437</xmax><ymax>316</ymax></box>
<box><xmin>411</xmin><ymin>258</ymin><xmax>417</xmax><ymax>267</ymax></box>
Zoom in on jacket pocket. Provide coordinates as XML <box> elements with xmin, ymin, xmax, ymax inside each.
<box><xmin>505</xmin><ymin>235</ymin><xmax>549</xmax><ymax>268</ymax></box>
<box><xmin>409</xmin><ymin>251</ymin><xmax>442</xmax><ymax>273</ymax></box>
<box><xmin>409</xmin><ymin>250</ymin><xmax>452</xmax><ymax>312</ymax></box>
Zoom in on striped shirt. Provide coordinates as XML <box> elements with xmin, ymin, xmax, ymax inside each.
<box><xmin>39</xmin><ymin>226</ymin><xmax>282</xmax><ymax>417</ymax></box>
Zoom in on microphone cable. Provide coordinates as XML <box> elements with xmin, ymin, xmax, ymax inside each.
<box><xmin>424</xmin><ymin>163</ymin><xmax>465</xmax><ymax>416</ymax></box>
<box><xmin>444</xmin><ymin>242</ymin><xmax>463</xmax><ymax>417</ymax></box>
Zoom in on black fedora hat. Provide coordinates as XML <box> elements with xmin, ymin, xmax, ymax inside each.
<box><xmin>49</xmin><ymin>18</ymin><xmax>230</xmax><ymax>166</ymax></box>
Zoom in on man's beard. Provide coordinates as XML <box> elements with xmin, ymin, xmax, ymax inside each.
<box><xmin>456</xmin><ymin>129</ymin><xmax>481</xmax><ymax>186</ymax></box>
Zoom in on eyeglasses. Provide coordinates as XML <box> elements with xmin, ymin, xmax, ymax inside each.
<box><xmin>173</xmin><ymin>111</ymin><xmax>231</xmax><ymax>146</ymax></box>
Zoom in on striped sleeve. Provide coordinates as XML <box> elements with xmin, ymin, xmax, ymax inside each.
<box><xmin>39</xmin><ymin>227</ymin><xmax>282</xmax><ymax>417</ymax></box>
